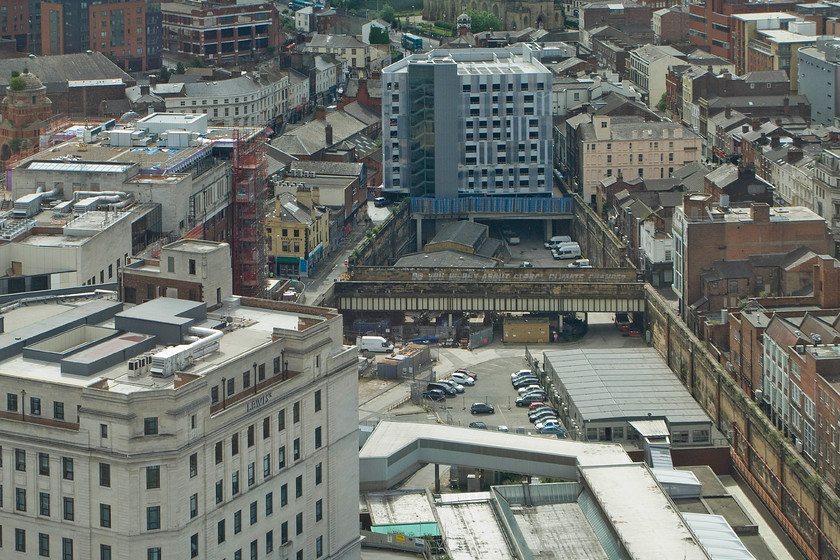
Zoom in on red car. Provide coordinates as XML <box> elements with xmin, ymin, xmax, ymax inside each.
<box><xmin>454</xmin><ymin>368</ymin><xmax>477</xmax><ymax>379</ymax></box>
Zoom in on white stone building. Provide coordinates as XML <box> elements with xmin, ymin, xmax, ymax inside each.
<box><xmin>164</xmin><ymin>73</ymin><xmax>290</xmax><ymax>128</ymax></box>
<box><xmin>0</xmin><ymin>294</ymin><xmax>360</xmax><ymax>560</ymax></box>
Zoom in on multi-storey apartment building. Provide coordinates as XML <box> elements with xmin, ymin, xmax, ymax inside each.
<box><xmin>38</xmin><ymin>0</ymin><xmax>161</xmax><ymax>71</ymax></box>
<box><xmin>0</xmin><ymin>293</ymin><xmax>360</xmax><ymax>559</ymax></box>
<box><xmin>672</xmin><ymin>194</ymin><xmax>831</xmax><ymax>322</ymax></box>
<box><xmin>381</xmin><ymin>44</ymin><xmax>553</xmax><ymax>198</ymax></box>
<box><xmin>161</xmin><ymin>2</ymin><xmax>280</xmax><ymax>65</ymax></box>
<box><xmin>799</xmin><ymin>39</ymin><xmax>840</xmax><ymax>126</ymax></box>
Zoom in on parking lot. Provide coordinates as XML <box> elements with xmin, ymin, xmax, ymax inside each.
<box><xmin>417</xmin><ymin>313</ymin><xmax>645</xmax><ymax>435</ymax></box>
<box><xmin>490</xmin><ymin>222</ymin><xmax>583</xmax><ymax>268</ymax></box>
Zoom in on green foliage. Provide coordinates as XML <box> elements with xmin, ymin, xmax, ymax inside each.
<box><xmin>369</xmin><ymin>26</ymin><xmax>390</xmax><ymax>44</ymax></box>
<box><xmin>465</xmin><ymin>10</ymin><xmax>502</xmax><ymax>32</ymax></box>
<box><xmin>434</xmin><ymin>20</ymin><xmax>456</xmax><ymax>31</ymax></box>
<box><xmin>158</xmin><ymin>66</ymin><xmax>171</xmax><ymax>84</ymax></box>
<box><xmin>10</xmin><ymin>71</ymin><xmax>18</xmax><ymax>77</ymax></box>
<box><xmin>380</xmin><ymin>4</ymin><xmax>395</xmax><ymax>23</ymax></box>
<box><xmin>175</xmin><ymin>62</ymin><xmax>186</xmax><ymax>75</ymax></box>
<box><xmin>187</xmin><ymin>56</ymin><xmax>207</xmax><ymax>69</ymax></box>
<box><xmin>8</xmin><ymin>76</ymin><xmax>24</xmax><ymax>91</ymax></box>
<box><xmin>281</xmin><ymin>17</ymin><xmax>296</xmax><ymax>31</ymax></box>
<box><xmin>656</xmin><ymin>92</ymin><xmax>667</xmax><ymax>112</ymax></box>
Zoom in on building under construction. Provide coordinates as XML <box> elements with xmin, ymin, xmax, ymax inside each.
<box><xmin>231</xmin><ymin>127</ymin><xmax>268</xmax><ymax>298</ymax></box>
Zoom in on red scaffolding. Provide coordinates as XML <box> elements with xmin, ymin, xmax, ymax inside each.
<box><xmin>231</xmin><ymin>127</ymin><xmax>268</xmax><ymax>298</ymax></box>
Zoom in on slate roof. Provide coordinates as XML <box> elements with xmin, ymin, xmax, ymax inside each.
<box><xmin>672</xmin><ymin>161</ymin><xmax>711</xmax><ymax>192</ymax></box>
<box><xmin>0</xmin><ymin>52</ymin><xmax>134</xmax><ymax>93</ymax></box>
<box><xmin>289</xmin><ymin>160</ymin><xmax>363</xmax><ymax>177</ymax></box>
<box><xmin>427</xmin><ymin>221</ymin><xmax>488</xmax><ymax>250</ymax></box>
<box><xmin>183</xmin><ymin>76</ymin><xmax>262</xmax><ymax>98</ymax></box>
<box><xmin>271</xmin><ymin>192</ymin><xmax>322</xmax><ymax>225</ymax></box>
<box><xmin>341</xmin><ymin>101</ymin><xmax>379</xmax><ymax>126</ymax></box>
<box><xmin>270</xmin><ymin>110</ymin><xmax>368</xmax><ymax>156</ymax></box>
<box><xmin>306</xmin><ymin>33</ymin><xmax>368</xmax><ymax>49</ymax></box>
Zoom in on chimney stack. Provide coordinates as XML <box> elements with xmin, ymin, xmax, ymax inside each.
<box><xmin>751</xmin><ymin>203</ymin><xmax>770</xmax><ymax>224</ymax></box>
<box><xmin>725</xmin><ymin>104</ymin><xmax>732</xmax><ymax>118</ymax></box>
<box><xmin>787</xmin><ymin>148</ymin><xmax>803</xmax><ymax>163</ymax></box>
<box><xmin>771</xmin><ymin>135</ymin><xmax>780</xmax><ymax>148</ymax></box>
<box><xmin>316</xmin><ymin>106</ymin><xmax>327</xmax><ymax>120</ymax></box>
<box><xmin>783</xmin><ymin>96</ymin><xmax>790</xmax><ymax>114</ymax></box>
<box><xmin>325</xmin><ymin>123</ymin><xmax>333</xmax><ymax>146</ymax></box>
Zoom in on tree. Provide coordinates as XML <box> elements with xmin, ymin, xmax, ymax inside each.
<box><xmin>369</xmin><ymin>26</ymin><xmax>390</xmax><ymax>44</ymax></box>
<box><xmin>158</xmin><ymin>66</ymin><xmax>171</xmax><ymax>84</ymax></box>
<box><xmin>188</xmin><ymin>56</ymin><xmax>208</xmax><ymax>68</ymax></box>
<box><xmin>656</xmin><ymin>92</ymin><xmax>667</xmax><ymax>113</ymax></box>
<box><xmin>380</xmin><ymin>3</ymin><xmax>395</xmax><ymax>23</ymax></box>
<box><xmin>175</xmin><ymin>62</ymin><xmax>186</xmax><ymax>75</ymax></box>
<box><xmin>465</xmin><ymin>10</ymin><xmax>502</xmax><ymax>33</ymax></box>
<box><xmin>8</xmin><ymin>76</ymin><xmax>24</xmax><ymax>90</ymax></box>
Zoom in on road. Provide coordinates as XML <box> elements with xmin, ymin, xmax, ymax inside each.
<box><xmin>299</xmin><ymin>200</ymin><xmax>393</xmax><ymax>305</ymax></box>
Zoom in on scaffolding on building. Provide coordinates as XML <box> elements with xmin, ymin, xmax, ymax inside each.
<box><xmin>231</xmin><ymin>127</ymin><xmax>268</xmax><ymax>298</ymax></box>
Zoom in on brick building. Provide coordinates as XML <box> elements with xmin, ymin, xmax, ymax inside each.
<box><xmin>688</xmin><ymin>0</ymin><xmax>802</xmax><ymax>61</ymax></box>
<box><xmin>672</xmin><ymin>196</ymin><xmax>831</xmax><ymax>323</ymax></box>
<box><xmin>161</xmin><ymin>2</ymin><xmax>280</xmax><ymax>65</ymax></box>
<box><xmin>0</xmin><ymin>0</ymin><xmax>28</xmax><ymax>52</ymax></box>
<box><xmin>0</xmin><ymin>52</ymin><xmax>136</xmax><ymax>118</ymax></box>
<box><xmin>38</xmin><ymin>0</ymin><xmax>161</xmax><ymax>71</ymax></box>
<box><xmin>0</xmin><ymin>72</ymin><xmax>52</xmax><ymax>154</ymax></box>
<box><xmin>121</xmin><ymin>239</ymin><xmax>232</xmax><ymax>309</ymax></box>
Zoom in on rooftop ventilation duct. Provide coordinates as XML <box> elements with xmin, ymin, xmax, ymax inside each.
<box><xmin>150</xmin><ymin>326</ymin><xmax>223</xmax><ymax>377</ymax></box>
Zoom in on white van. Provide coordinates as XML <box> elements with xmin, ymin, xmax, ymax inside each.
<box><xmin>554</xmin><ymin>245</ymin><xmax>582</xmax><ymax>259</ymax></box>
<box><xmin>544</xmin><ymin>235</ymin><xmax>572</xmax><ymax>249</ymax></box>
<box><xmin>358</xmin><ymin>336</ymin><xmax>394</xmax><ymax>353</ymax></box>
<box><xmin>568</xmin><ymin>259</ymin><xmax>592</xmax><ymax>268</ymax></box>
<box><xmin>553</xmin><ymin>241</ymin><xmax>580</xmax><ymax>250</ymax></box>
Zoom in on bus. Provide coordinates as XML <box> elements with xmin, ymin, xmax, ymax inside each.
<box><xmin>402</xmin><ymin>33</ymin><xmax>423</xmax><ymax>51</ymax></box>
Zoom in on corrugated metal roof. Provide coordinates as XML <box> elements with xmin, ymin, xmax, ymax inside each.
<box><xmin>629</xmin><ymin>419</ymin><xmax>669</xmax><ymax>437</ymax></box>
<box><xmin>683</xmin><ymin>513</ymin><xmax>756</xmax><ymax>560</ymax></box>
<box><xmin>543</xmin><ymin>348</ymin><xmax>712</xmax><ymax>424</ymax></box>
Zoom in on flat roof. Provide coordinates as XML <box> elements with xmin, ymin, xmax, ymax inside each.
<box><xmin>436</xmin><ymin>498</ymin><xmax>514</xmax><ymax>560</ymax></box>
<box><xmin>514</xmin><ymin>501</ymin><xmax>610</xmax><ymax>559</ymax></box>
<box><xmin>366</xmin><ymin>491</ymin><xmax>436</xmax><ymax>525</ymax></box>
<box><xmin>582</xmin><ymin>464</ymin><xmax>710</xmax><ymax>560</ymax></box>
<box><xmin>359</xmin><ymin>421</ymin><xmax>632</xmax><ymax>468</ymax></box>
<box><xmin>0</xmin><ymin>295</ymin><xmax>336</xmax><ymax>392</ymax></box>
<box><xmin>543</xmin><ymin>348</ymin><xmax>712</xmax><ymax>424</ymax></box>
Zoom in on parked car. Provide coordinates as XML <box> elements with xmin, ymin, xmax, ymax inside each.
<box><xmin>516</xmin><ymin>394</ymin><xmax>544</xmax><ymax>407</ymax></box>
<box><xmin>497</xmin><ymin>426</ymin><xmax>509</xmax><ymax>432</ymax></box>
<box><xmin>426</xmin><ymin>382</ymin><xmax>456</xmax><ymax>397</ymax></box>
<box><xmin>528</xmin><ymin>401</ymin><xmax>549</xmax><ymax>411</ymax></box>
<box><xmin>511</xmin><ymin>373</ymin><xmax>538</xmax><ymax>385</ymax></box>
<box><xmin>455</xmin><ymin>368</ymin><xmax>477</xmax><ymax>379</ymax></box>
<box><xmin>513</xmin><ymin>377</ymin><xmax>540</xmax><ymax>389</ymax></box>
<box><xmin>470</xmin><ymin>402</ymin><xmax>495</xmax><ymax>415</ymax></box>
<box><xmin>422</xmin><ymin>389</ymin><xmax>445</xmax><ymax>401</ymax></box>
<box><xmin>539</xmin><ymin>425</ymin><xmax>567</xmax><ymax>436</ymax></box>
<box><xmin>450</xmin><ymin>372</ymin><xmax>475</xmax><ymax>386</ymax></box>
<box><xmin>535</xmin><ymin>419</ymin><xmax>562</xmax><ymax>431</ymax></box>
<box><xmin>530</xmin><ymin>411</ymin><xmax>558</xmax><ymax>424</ymax></box>
<box><xmin>468</xmin><ymin>422</ymin><xmax>487</xmax><ymax>429</ymax></box>
<box><xmin>511</xmin><ymin>369</ymin><xmax>533</xmax><ymax>380</ymax></box>
<box><xmin>436</xmin><ymin>378</ymin><xmax>465</xmax><ymax>394</ymax></box>
<box><xmin>529</xmin><ymin>406</ymin><xmax>558</xmax><ymax>420</ymax></box>
<box><xmin>517</xmin><ymin>384</ymin><xmax>542</xmax><ymax>396</ymax></box>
